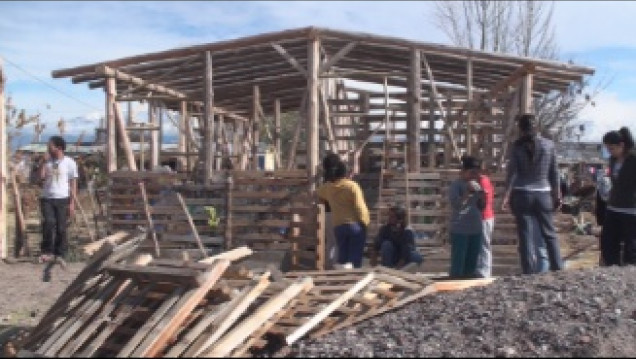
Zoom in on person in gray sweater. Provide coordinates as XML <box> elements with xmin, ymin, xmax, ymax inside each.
<box><xmin>502</xmin><ymin>114</ymin><xmax>564</xmax><ymax>274</ymax></box>
<box><xmin>449</xmin><ymin>156</ymin><xmax>486</xmax><ymax>279</ymax></box>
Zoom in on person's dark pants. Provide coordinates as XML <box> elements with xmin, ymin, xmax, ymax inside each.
<box><xmin>380</xmin><ymin>241</ymin><xmax>423</xmax><ymax>268</ymax></box>
<box><xmin>41</xmin><ymin>198</ymin><xmax>70</xmax><ymax>257</ymax></box>
<box><xmin>449</xmin><ymin>233</ymin><xmax>482</xmax><ymax>278</ymax></box>
<box><xmin>511</xmin><ymin>191</ymin><xmax>564</xmax><ymax>274</ymax></box>
<box><xmin>334</xmin><ymin>222</ymin><xmax>366</xmax><ymax>268</ymax></box>
<box><xmin>601</xmin><ymin>210</ymin><xmax>636</xmax><ymax>266</ymax></box>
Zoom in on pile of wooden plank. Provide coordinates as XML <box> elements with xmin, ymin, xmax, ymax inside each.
<box><xmin>13</xmin><ymin>231</ymin><xmax>493</xmax><ymax>358</ymax></box>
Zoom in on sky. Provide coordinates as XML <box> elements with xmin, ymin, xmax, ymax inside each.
<box><xmin>1</xmin><ymin>0</ymin><xmax>636</xmax><ymax>148</ymax></box>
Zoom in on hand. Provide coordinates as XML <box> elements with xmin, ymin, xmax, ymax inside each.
<box><xmin>68</xmin><ymin>203</ymin><xmax>75</xmax><ymax>218</ymax></box>
<box><xmin>501</xmin><ymin>197</ymin><xmax>510</xmax><ymax>212</ymax></box>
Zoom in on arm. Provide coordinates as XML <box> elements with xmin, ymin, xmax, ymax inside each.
<box><xmin>548</xmin><ymin>146</ymin><xmax>562</xmax><ymax>210</ymax></box>
<box><xmin>505</xmin><ymin>146</ymin><xmax>517</xmax><ymax>192</ymax></box>
<box><xmin>352</xmin><ymin>182</ymin><xmax>370</xmax><ymax>227</ymax></box>
<box><xmin>449</xmin><ymin>182</ymin><xmax>469</xmax><ymax>211</ymax></box>
<box><xmin>69</xmin><ymin>160</ymin><xmax>79</xmax><ymax>217</ymax></box>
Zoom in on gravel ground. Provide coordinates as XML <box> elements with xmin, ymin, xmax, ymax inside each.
<box><xmin>290</xmin><ymin>267</ymin><xmax>636</xmax><ymax>358</ymax></box>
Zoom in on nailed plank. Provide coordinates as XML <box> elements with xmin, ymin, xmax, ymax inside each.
<box><xmin>132</xmin><ymin>260</ymin><xmax>230</xmax><ymax>357</ymax></box>
<box><xmin>285</xmin><ymin>272</ymin><xmax>375</xmax><ymax>345</ymax></box>
<box><xmin>203</xmin><ymin>277</ymin><xmax>313</xmax><ymax>357</ymax></box>
<box><xmin>189</xmin><ymin>273</ymin><xmax>271</xmax><ymax>357</ymax></box>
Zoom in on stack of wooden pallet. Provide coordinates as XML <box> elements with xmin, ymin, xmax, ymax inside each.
<box><xmin>13</xmin><ymin>231</ymin><xmax>493</xmax><ymax>358</ymax></box>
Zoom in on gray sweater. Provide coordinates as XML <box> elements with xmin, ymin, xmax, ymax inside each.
<box><xmin>449</xmin><ymin>179</ymin><xmax>486</xmax><ymax>235</ymax></box>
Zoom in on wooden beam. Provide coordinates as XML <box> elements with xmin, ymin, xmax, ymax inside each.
<box><xmin>149</xmin><ymin>101</ymin><xmax>160</xmax><ymax>169</ymax></box>
<box><xmin>271</xmin><ymin>43</ymin><xmax>307</xmax><ymax>76</ymax></box>
<box><xmin>287</xmin><ymin>91</ymin><xmax>307</xmax><ymax>170</ymax></box>
<box><xmin>307</xmin><ymin>37</ymin><xmax>320</xmax><ymax>191</ymax></box>
<box><xmin>274</xmin><ymin>99</ymin><xmax>282</xmax><ymax>169</ymax></box>
<box><xmin>113</xmin><ymin>102</ymin><xmax>161</xmax><ymax>257</ymax></box>
<box><xmin>53</xmin><ymin>28</ymin><xmax>314</xmax><ymax>78</ymax></box>
<box><xmin>105</xmin><ymin>77</ymin><xmax>118</xmax><ymax>173</ymax></box>
<box><xmin>204</xmin><ymin>51</ymin><xmax>215</xmax><ymax>183</ymax></box>
<box><xmin>94</xmin><ymin>65</ymin><xmax>186</xmax><ymax>99</ymax></box>
<box><xmin>0</xmin><ymin>61</ymin><xmax>6</xmax><ymax>259</ymax></box>
<box><xmin>486</xmin><ymin>63</ymin><xmax>536</xmax><ymax>101</ymax></box>
<box><xmin>178</xmin><ymin>101</ymin><xmax>188</xmax><ymax>171</ymax></box>
<box><xmin>520</xmin><ymin>73</ymin><xmax>534</xmax><ymax>115</ymax></box>
<box><xmin>407</xmin><ymin>48</ymin><xmax>421</xmax><ymax>171</ymax></box>
<box><xmin>319</xmin><ymin>41</ymin><xmax>357</xmax><ymax>74</ymax></box>
<box><xmin>421</xmin><ymin>53</ymin><xmax>462</xmax><ymax>161</ymax></box>
<box><xmin>252</xmin><ymin>85</ymin><xmax>260</xmax><ymax>170</ymax></box>
<box><xmin>466</xmin><ymin>58</ymin><xmax>473</xmax><ymax>155</ymax></box>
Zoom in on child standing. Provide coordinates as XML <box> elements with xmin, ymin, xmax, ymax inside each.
<box><xmin>448</xmin><ymin>156</ymin><xmax>486</xmax><ymax>278</ymax></box>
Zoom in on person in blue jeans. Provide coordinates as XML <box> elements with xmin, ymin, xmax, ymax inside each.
<box><xmin>317</xmin><ymin>157</ymin><xmax>370</xmax><ymax>268</ymax></box>
<box><xmin>373</xmin><ymin>206</ymin><xmax>423</xmax><ymax>268</ymax></box>
<box><xmin>448</xmin><ymin>156</ymin><xmax>487</xmax><ymax>278</ymax></box>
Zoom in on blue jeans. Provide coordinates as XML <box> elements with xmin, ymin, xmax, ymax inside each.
<box><xmin>334</xmin><ymin>222</ymin><xmax>367</xmax><ymax>268</ymax></box>
<box><xmin>380</xmin><ymin>241</ymin><xmax>423</xmax><ymax>268</ymax></box>
<box><xmin>511</xmin><ymin>191</ymin><xmax>563</xmax><ymax>274</ymax></box>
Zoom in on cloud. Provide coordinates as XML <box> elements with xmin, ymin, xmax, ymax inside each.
<box><xmin>579</xmin><ymin>91</ymin><xmax>636</xmax><ymax>142</ymax></box>
<box><xmin>1</xmin><ymin>0</ymin><xmax>636</xmax><ymax>144</ymax></box>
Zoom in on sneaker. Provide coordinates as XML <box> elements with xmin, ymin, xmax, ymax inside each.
<box><xmin>55</xmin><ymin>257</ymin><xmax>68</xmax><ymax>271</ymax></box>
<box><xmin>39</xmin><ymin>254</ymin><xmax>53</xmax><ymax>264</ymax></box>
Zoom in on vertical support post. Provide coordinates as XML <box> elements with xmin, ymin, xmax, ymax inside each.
<box><xmin>149</xmin><ymin>101</ymin><xmax>159</xmax><ymax>169</ymax></box>
<box><xmin>0</xmin><ymin>61</ymin><xmax>7</xmax><ymax>259</ymax></box>
<box><xmin>252</xmin><ymin>85</ymin><xmax>260</xmax><ymax>170</ymax></box>
<box><xmin>179</xmin><ymin>101</ymin><xmax>188</xmax><ymax>172</ymax></box>
<box><xmin>127</xmin><ymin>100</ymin><xmax>134</xmax><ymax>126</ymax></box>
<box><xmin>428</xmin><ymin>92</ymin><xmax>436</xmax><ymax>169</ymax></box>
<box><xmin>217</xmin><ymin>114</ymin><xmax>225</xmax><ymax>170</ymax></box>
<box><xmin>408</xmin><ymin>48</ymin><xmax>421</xmax><ymax>172</ymax></box>
<box><xmin>316</xmin><ymin>203</ymin><xmax>325</xmax><ymax>270</ymax></box>
<box><xmin>307</xmin><ymin>37</ymin><xmax>320</xmax><ymax>191</ymax></box>
<box><xmin>444</xmin><ymin>94</ymin><xmax>453</xmax><ymax>168</ymax></box>
<box><xmin>224</xmin><ymin>174</ymin><xmax>233</xmax><ymax>250</ymax></box>
<box><xmin>158</xmin><ymin>104</ymin><xmax>164</xmax><ymax>168</ymax></box>
<box><xmin>466</xmin><ymin>58</ymin><xmax>474</xmax><ymax>155</ymax></box>
<box><xmin>520</xmin><ymin>73</ymin><xmax>534</xmax><ymax>114</ymax></box>
<box><xmin>105</xmin><ymin>77</ymin><xmax>118</xmax><ymax>173</ymax></box>
<box><xmin>204</xmin><ymin>51</ymin><xmax>215</xmax><ymax>183</ymax></box>
<box><xmin>274</xmin><ymin>99</ymin><xmax>281</xmax><ymax>169</ymax></box>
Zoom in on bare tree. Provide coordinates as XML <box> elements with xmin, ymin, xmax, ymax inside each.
<box><xmin>434</xmin><ymin>0</ymin><xmax>601</xmax><ymax>141</ymax></box>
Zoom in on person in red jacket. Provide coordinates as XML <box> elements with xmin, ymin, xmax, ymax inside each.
<box><xmin>475</xmin><ymin>160</ymin><xmax>495</xmax><ymax>278</ymax></box>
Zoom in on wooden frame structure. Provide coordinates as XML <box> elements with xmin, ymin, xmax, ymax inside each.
<box><xmin>51</xmin><ymin>26</ymin><xmax>594</xmax><ymax>185</ymax></box>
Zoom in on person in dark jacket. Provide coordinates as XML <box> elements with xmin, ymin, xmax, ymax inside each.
<box><xmin>600</xmin><ymin>127</ymin><xmax>636</xmax><ymax>266</ymax></box>
<box><xmin>374</xmin><ymin>206</ymin><xmax>423</xmax><ymax>268</ymax></box>
<box><xmin>502</xmin><ymin>114</ymin><xmax>564</xmax><ymax>274</ymax></box>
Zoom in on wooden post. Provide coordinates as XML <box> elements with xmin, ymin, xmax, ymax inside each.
<box><xmin>113</xmin><ymin>102</ymin><xmax>161</xmax><ymax>257</ymax></box>
<box><xmin>307</xmin><ymin>37</ymin><xmax>320</xmax><ymax>191</ymax></box>
<box><xmin>175</xmin><ymin>192</ymin><xmax>207</xmax><ymax>258</ymax></box>
<box><xmin>428</xmin><ymin>92</ymin><xmax>436</xmax><ymax>169</ymax></box>
<box><xmin>520</xmin><ymin>73</ymin><xmax>534</xmax><ymax>114</ymax></box>
<box><xmin>466</xmin><ymin>58</ymin><xmax>474</xmax><ymax>155</ymax></box>
<box><xmin>252</xmin><ymin>85</ymin><xmax>260</xmax><ymax>170</ymax></box>
<box><xmin>149</xmin><ymin>101</ymin><xmax>159</xmax><ymax>169</ymax></box>
<box><xmin>179</xmin><ymin>101</ymin><xmax>188</xmax><ymax>172</ymax></box>
<box><xmin>408</xmin><ymin>48</ymin><xmax>421</xmax><ymax>172</ymax></box>
<box><xmin>0</xmin><ymin>61</ymin><xmax>6</xmax><ymax>259</ymax></box>
<box><xmin>224</xmin><ymin>175</ymin><xmax>233</xmax><ymax>250</ymax></box>
<box><xmin>105</xmin><ymin>77</ymin><xmax>118</xmax><ymax>173</ymax></box>
<box><xmin>10</xmin><ymin>169</ymin><xmax>27</xmax><ymax>257</ymax></box>
<box><xmin>274</xmin><ymin>99</ymin><xmax>281</xmax><ymax>169</ymax></box>
<box><xmin>204</xmin><ymin>51</ymin><xmax>215</xmax><ymax>183</ymax></box>
<box><xmin>444</xmin><ymin>94</ymin><xmax>453</xmax><ymax>168</ymax></box>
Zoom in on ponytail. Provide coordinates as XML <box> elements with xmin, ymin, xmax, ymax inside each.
<box><xmin>619</xmin><ymin>127</ymin><xmax>635</xmax><ymax>151</ymax></box>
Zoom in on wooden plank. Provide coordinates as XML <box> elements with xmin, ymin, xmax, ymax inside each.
<box><xmin>285</xmin><ymin>272</ymin><xmax>374</xmax><ymax>344</ymax></box>
<box><xmin>175</xmin><ymin>192</ymin><xmax>208</xmax><ymax>257</ymax></box>
<box><xmin>433</xmin><ymin>278</ymin><xmax>496</xmax><ymax>292</ymax></box>
<box><xmin>131</xmin><ymin>260</ymin><xmax>230</xmax><ymax>357</ymax></box>
<box><xmin>105</xmin><ymin>264</ymin><xmax>203</xmax><ymax>286</ymax></box>
<box><xmin>188</xmin><ymin>273</ymin><xmax>271</xmax><ymax>357</ymax></box>
<box><xmin>202</xmin><ymin>277</ymin><xmax>313</xmax><ymax>357</ymax></box>
<box><xmin>271</xmin><ymin>43</ymin><xmax>307</xmax><ymax>76</ymax></box>
<box><xmin>83</xmin><ymin>232</ymin><xmax>131</xmax><ymax>256</ymax></box>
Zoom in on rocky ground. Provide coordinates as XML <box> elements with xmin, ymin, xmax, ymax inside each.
<box><xmin>289</xmin><ymin>266</ymin><xmax>636</xmax><ymax>358</ymax></box>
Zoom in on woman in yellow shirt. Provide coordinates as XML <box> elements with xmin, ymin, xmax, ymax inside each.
<box><xmin>317</xmin><ymin>157</ymin><xmax>370</xmax><ymax>268</ymax></box>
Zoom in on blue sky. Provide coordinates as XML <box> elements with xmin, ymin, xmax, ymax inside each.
<box><xmin>1</xmin><ymin>0</ymin><xmax>636</xmax><ymax>145</ymax></box>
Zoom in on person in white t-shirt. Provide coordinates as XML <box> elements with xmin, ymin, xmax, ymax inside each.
<box><xmin>38</xmin><ymin>136</ymin><xmax>78</xmax><ymax>264</ymax></box>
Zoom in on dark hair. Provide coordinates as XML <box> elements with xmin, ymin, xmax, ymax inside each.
<box><xmin>515</xmin><ymin>114</ymin><xmax>537</xmax><ymax>163</ymax></box>
<box><xmin>461</xmin><ymin>155</ymin><xmax>482</xmax><ymax>171</ymax></box>
<box><xmin>323</xmin><ymin>155</ymin><xmax>347</xmax><ymax>182</ymax></box>
<box><xmin>389</xmin><ymin>205</ymin><xmax>408</xmax><ymax>227</ymax></box>
<box><xmin>603</xmin><ymin>127</ymin><xmax>635</xmax><ymax>152</ymax></box>
<box><xmin>49</xmin><ymin>136</ymin><xmax>66</xmax><ymax>151</ymax></box>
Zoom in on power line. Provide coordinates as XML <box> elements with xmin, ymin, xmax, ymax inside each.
<box><xmin>1</xmin><ymin>55</ymin><xmax>101</xmax><ymax>112</ymax></box>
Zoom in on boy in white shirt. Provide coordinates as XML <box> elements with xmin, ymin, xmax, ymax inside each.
<box><xmin>38</xmin><ymin>136</ymin><xmax>78</xmax><ymax>265</ymax></box>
